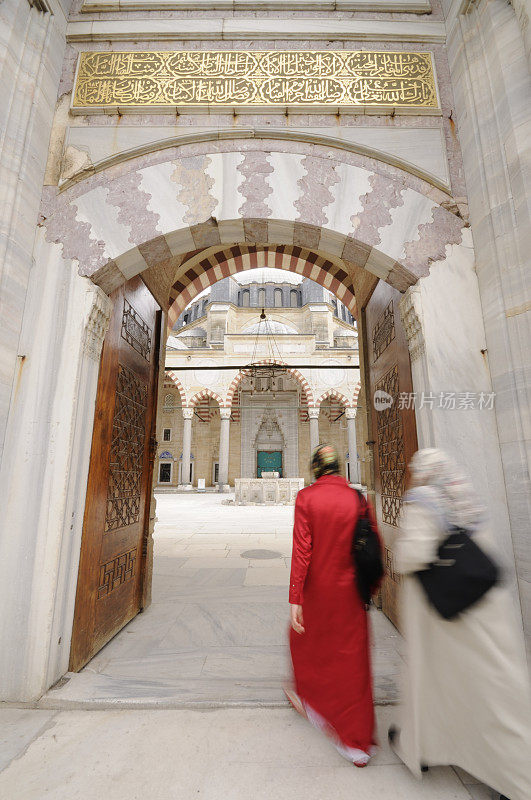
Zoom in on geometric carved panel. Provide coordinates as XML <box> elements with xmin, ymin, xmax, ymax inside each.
<box><xmin>121</xmin><ymin>299</ymin><xmax>152</xmax><ymax>362</ymax></box>
<box><xmin>372</xmin><ymin>300</ymin><xmax>395</xmax><ymax>361</ymax></box>
<box><xmin>385</xmin><ymin>546</ymin><xmax>400</xmax><ymax>584</ymax></box>
<box><xmin>98</xmin><ymin>547</ymin><xmax>137</xmax><ymax>599</ymax></box>
<box><xmin>105</xmin><ymin>363</ymin><xmax>148</xmax><ymax>531</ymax></box>
<box><xmin>375</xmin><ymin>364</ymin><xmax>405</xmax><ymax>527</ymax></box>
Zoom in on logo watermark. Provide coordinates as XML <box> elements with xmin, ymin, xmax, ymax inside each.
<box><xmin>373</xmin><ymin>390</ymin><xmax>394</xmax><ymax>411</ymax></box>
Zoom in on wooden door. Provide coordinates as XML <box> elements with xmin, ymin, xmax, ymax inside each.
<box><xmin>70</xmin><ymin>277</ymin><xmax>161</xmax><ymax>671</ymax></box>
<box><xmin>364</xmin><ymin>281</ymin><xmax>417</xmax><ymax>628</ymax></box>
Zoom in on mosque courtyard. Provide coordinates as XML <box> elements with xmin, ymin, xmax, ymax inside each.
<box><xmin>0</xmin><ymin>494</ymin><xmax>493</xmax><ymax>798</ymax></box>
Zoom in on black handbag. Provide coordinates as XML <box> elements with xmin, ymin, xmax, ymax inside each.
<box><xmin>416</xmin><ymin>526</ymin><xmax>499</xmax><ymax>620</ymax></box>
<box><xmin>351</xmin><ymin>490</ymin><xmax>384</xmax><ymax>605</ymax></box>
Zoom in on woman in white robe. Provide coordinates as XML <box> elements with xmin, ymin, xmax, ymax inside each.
<box><xmin>391</xmin><ymin>449</ymin><xmax>531</xmax><ymax>800</ymax></box>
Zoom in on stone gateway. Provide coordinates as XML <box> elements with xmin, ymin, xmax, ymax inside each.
<box><xmin>0</xmin><ymin>0</ymin><xmax>529</xmax><ymax>704</ymax></box>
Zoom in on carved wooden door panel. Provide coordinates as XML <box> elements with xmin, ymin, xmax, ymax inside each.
<box><xmin>70</xmin><ymin>276</ymin><xmax>160</xmax><ymax>671</ymax></box>
<box><xmin>364</xmin><ymin>281</ymin><xmax>417</xmax><ymax>628</ymax></box>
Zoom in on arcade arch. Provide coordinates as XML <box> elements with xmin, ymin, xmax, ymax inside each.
<box><xmin>163</xmin><ymin>370</ymin><xmax>188</xmax><ymax>407</ymax></box>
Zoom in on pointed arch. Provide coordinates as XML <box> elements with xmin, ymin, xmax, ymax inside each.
<box><xmin>190</xmin><ymin>388</ymin><xmax>225</xmax><ymax>409</ymax></box>
<box><xmin>41</xmin><ymin>146</ymin><xmax>466</xmax><ymax>309</ymax></box>
<box><xmin>316</xmin><ymin>388</ymin><xmax>350</xmax><ymax>409</ymax></box>
<box><xmin>351</xmin><ymin>380</ymin><xmax>362</xmax><ymax>409</ymax></box>
<box><xmin>163</xmin><ymin>370</ymin><xmax>187</xmax><ymax>406</ymax></box>
<box><xmin>168</xmin><ymin>244</ymin><xmax>358</xmax><ymax>327</ymax></box>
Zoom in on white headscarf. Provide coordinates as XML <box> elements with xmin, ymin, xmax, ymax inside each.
<box><xmin>405</xmin><ymin>448</ymin><xmax>484</xmax><ymax>531</ymax></box>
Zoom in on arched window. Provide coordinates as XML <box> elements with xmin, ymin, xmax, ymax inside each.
<box><xmin>258</xmin><ymin>288</ymin><xmax>266</xmax><ymax>308</ymax></box>
<box><xmin>242</xmin><ymin>290</ymin><xmax>250</xmax><ymax>307</ymax></box>
<box><xmin>290</xmin><ymin>289</ymin><xmax>299</xmax><ymax>308</ymax></box>
<box><xmin>274</xmin><ymin>288</ymin><xmax>282</xmax><ymax>307</ymax></box>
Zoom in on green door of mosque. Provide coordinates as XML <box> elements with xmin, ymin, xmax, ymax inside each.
<box><xmin>257</xmin><ymin>451</ymin><xmax>282</xmax><ymax>477</ymax></box>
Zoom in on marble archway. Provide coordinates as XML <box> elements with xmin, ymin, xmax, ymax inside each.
<box><xmin>41</xmin><ymin>143</ymin><xmax>468</xmax><ymax>312</ymax></box>
<box><xmin>30</xmin><ymin>137</ymin><xmax>503</xmax><ymax>698</ymax></box>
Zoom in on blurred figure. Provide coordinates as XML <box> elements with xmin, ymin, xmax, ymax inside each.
<box><xmin>390</xmin><ymin>448</ymin><xmax>531</xmax><ymax>800</ymax></box>
<box><xmin>286</xmin><ymin>444</ymin><xmax>380</xmax><ymax>767</ymax></box>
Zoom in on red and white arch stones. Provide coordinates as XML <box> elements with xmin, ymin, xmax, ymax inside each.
<box><xmin>42</xmin><ymin>147</ymin><xmax>467</xmax><ymax>308</ymax></box>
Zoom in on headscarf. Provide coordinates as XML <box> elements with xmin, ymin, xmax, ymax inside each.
<box><xmin>405</xmin><ymin>448</ymin><xmax>484</xmax><ymax>530</ymax></box>
<box><xmin>311</xmin><ymin>443</ymin><xmax>340</xmax><ymax>480</ymax></box>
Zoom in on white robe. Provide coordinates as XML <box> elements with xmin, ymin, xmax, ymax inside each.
<box><xmin>392</xmin><ymin>501</ymin><xmax>531</xmax><ymax>800</ymax></box>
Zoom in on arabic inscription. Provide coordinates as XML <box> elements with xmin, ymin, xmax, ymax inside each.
<box><xmin>73</xmin><ymin>50</ymin><xmax>438</xmax><ymax>109</ymax></box>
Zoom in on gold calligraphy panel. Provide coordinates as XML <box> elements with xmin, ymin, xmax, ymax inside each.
<box><xmin>73</xmin><ymin>50</ymin><xmax>438</xmax><ymax>110</ymax></box>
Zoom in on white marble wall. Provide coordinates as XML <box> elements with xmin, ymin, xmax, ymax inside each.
<box><xmin>0</xmin><ymin>0</ymin><xmax>68</xmax><ymax>461</ymax></box>
<box><xmin>403</xmin><ymin>233</ymin><xmax>515</xmax><ymax>567</ymax></box>
<box><xmin>0</xmin><ymin>230</ymin><xmax>109</xmax><ymax>701</ymax></box>
<box><xmin>446</xmin><ymin>0</ymin><xmax>531</xmax><ymax>658</ymax></box>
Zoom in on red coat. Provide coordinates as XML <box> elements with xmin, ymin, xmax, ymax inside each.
<box><xmin>289</xmin><ymin>474</ymin><xmax>377</xmax><ymax>753</ymax></box>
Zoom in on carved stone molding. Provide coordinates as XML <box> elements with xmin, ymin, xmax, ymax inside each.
<box><xmin>345</xmin><ymin>407</ymin><xmax>357</xmax><ymax>420</ymax></box>
<box><xmin>59</xmin><ymin>145</ymin><xmax>94</xmax><ymax>186</ymax></box>
<box><xmin>84</xmin><ymin>288</ymin><xmax>112</xmax><ymax>362</ymax></box>
<box><xmin>182</xmin><ymin>407</ymin><xmax>194</xmax><ymax>420</ymax></box>
<box><xmin>308</xmin><ymin>406</ymin><xmax>320</xmax><ymax>419</ymax></box>
<box><xmin>399</xmin><ymin>285</ymin><xmax>425</xmax><ymax>363</ymax></box>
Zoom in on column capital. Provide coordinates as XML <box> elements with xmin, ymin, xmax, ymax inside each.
<box><xmin>345</xmin><ymin>407</ymin><xmax>357</xmax><ymax>420</ymax></box>
<box><xmin>182</xmin><ymin>407</ymin><xmax>194</xmax><ymax>420</ymax></box>
<box><xmin>308</xmin><ymin>407</ymin><xmax>320</xmax><ymax>419</ymax></box>
<box><xmin>219</xmin><ymin>407</ymin><xmax>232</xmax><ymax>420</ymax></box>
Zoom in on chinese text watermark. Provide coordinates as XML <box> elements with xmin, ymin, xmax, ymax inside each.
<box><xmin>373</xmin><ymin>391</ymin><xmax>496</xmax><ymax>411</ymax></box>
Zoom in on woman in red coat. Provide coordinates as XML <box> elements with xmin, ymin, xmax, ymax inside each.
<box><xmin>287</xmin><ymin>444</ymin><xmax>379</xmax><ymax>767</ymax></box>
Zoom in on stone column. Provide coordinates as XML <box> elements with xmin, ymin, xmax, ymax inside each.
<box><xmin>345</xmin><ymin>407</ymin><xmax>359</xmax><ymax>485</ymax></box>
<box><xmin>181</xmin><ymin>408</ymin><xmax>194</xmax><ymax>488</ymax></box>
<box><xmin>218</xmin><ymin>407</ymin><xmax>231</xmax><ymax>492</ymax></box>
<box><xmin>308</xmin><ymin>407</ymin><xmax>320</xmax><ymax>453</ymax></box>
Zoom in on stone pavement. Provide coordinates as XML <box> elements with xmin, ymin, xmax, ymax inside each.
<box><xmin>41</xmin><ymin>493</ymin><xmax>403</xmax><ymax>708</ymax></box>
<box><xmin>1</xmin><ymin>493</ymin><xmax>495</xmax><ymax>797</ymax></box>
<box><xmin>0</xmin><ymin>706</ymin><xmax>492</xmax><ymax>799</ymax></box>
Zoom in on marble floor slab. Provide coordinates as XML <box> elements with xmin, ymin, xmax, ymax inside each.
<box><xmin>0</xmin><ymin>706</ymin><xmax>488</xmax><ymax>799</ymax></box>
<box><xmin>41</xmin><ymin>493</ymin><xmax>403</xmax><ymax>709</ymax></box>
<box><xmin>0</xmin><ymin>709</ymin><xmax>57</xmax><ymax>772</ymax></box>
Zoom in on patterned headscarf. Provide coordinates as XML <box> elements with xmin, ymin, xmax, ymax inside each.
<box><xmin>311</xmin><ymin>444</ymin><xmax>340</xmax><ymax>480</ymax></box>
<box><xmin>406</xmin><ymin>448</ymin><xmax>484</xmax><ymax>530</ymax></box>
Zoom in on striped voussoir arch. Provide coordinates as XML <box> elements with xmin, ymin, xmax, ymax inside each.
<box><xmin>316</xmin><ymin>388</ymin><xmax>350</xmax><ymax>409</ymax></box>
<box><xmin>225</xmin><ymin>358</ymin><xmax>315</xmax><ymax>408</ymax></box>
<box><xmin>168</xmin><ymin>244</ymin><xmax>356</xmax><ymax>328</ymax></box>
<box><xmin>189</xmin><ymin>388</ymin><xmax>226</xmax><ymax>409</ymax></box>
<box><xmin>351</xmin><ymin>381</ymin><xmax>362</xmax><ymax>409</ymax></box>
<box><xmin>316</xmin><ymin>381</ymin><xmax>361</xmax><ymax>409</ymax></box>
<box><xmin>163</xmin><ymin>370</ymin><xmax>187</xmax><ymax>406</ymax></box>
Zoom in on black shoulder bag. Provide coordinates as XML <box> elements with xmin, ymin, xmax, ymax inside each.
<box><xmin>416</xmin><ymin>526</ymin><xmax>499</xmax><ymax>620</ymax></box>
<box><xmin>351</xmin><ymin>490</ymin><xmax>384</xmax><ymax>605</ymax></box>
